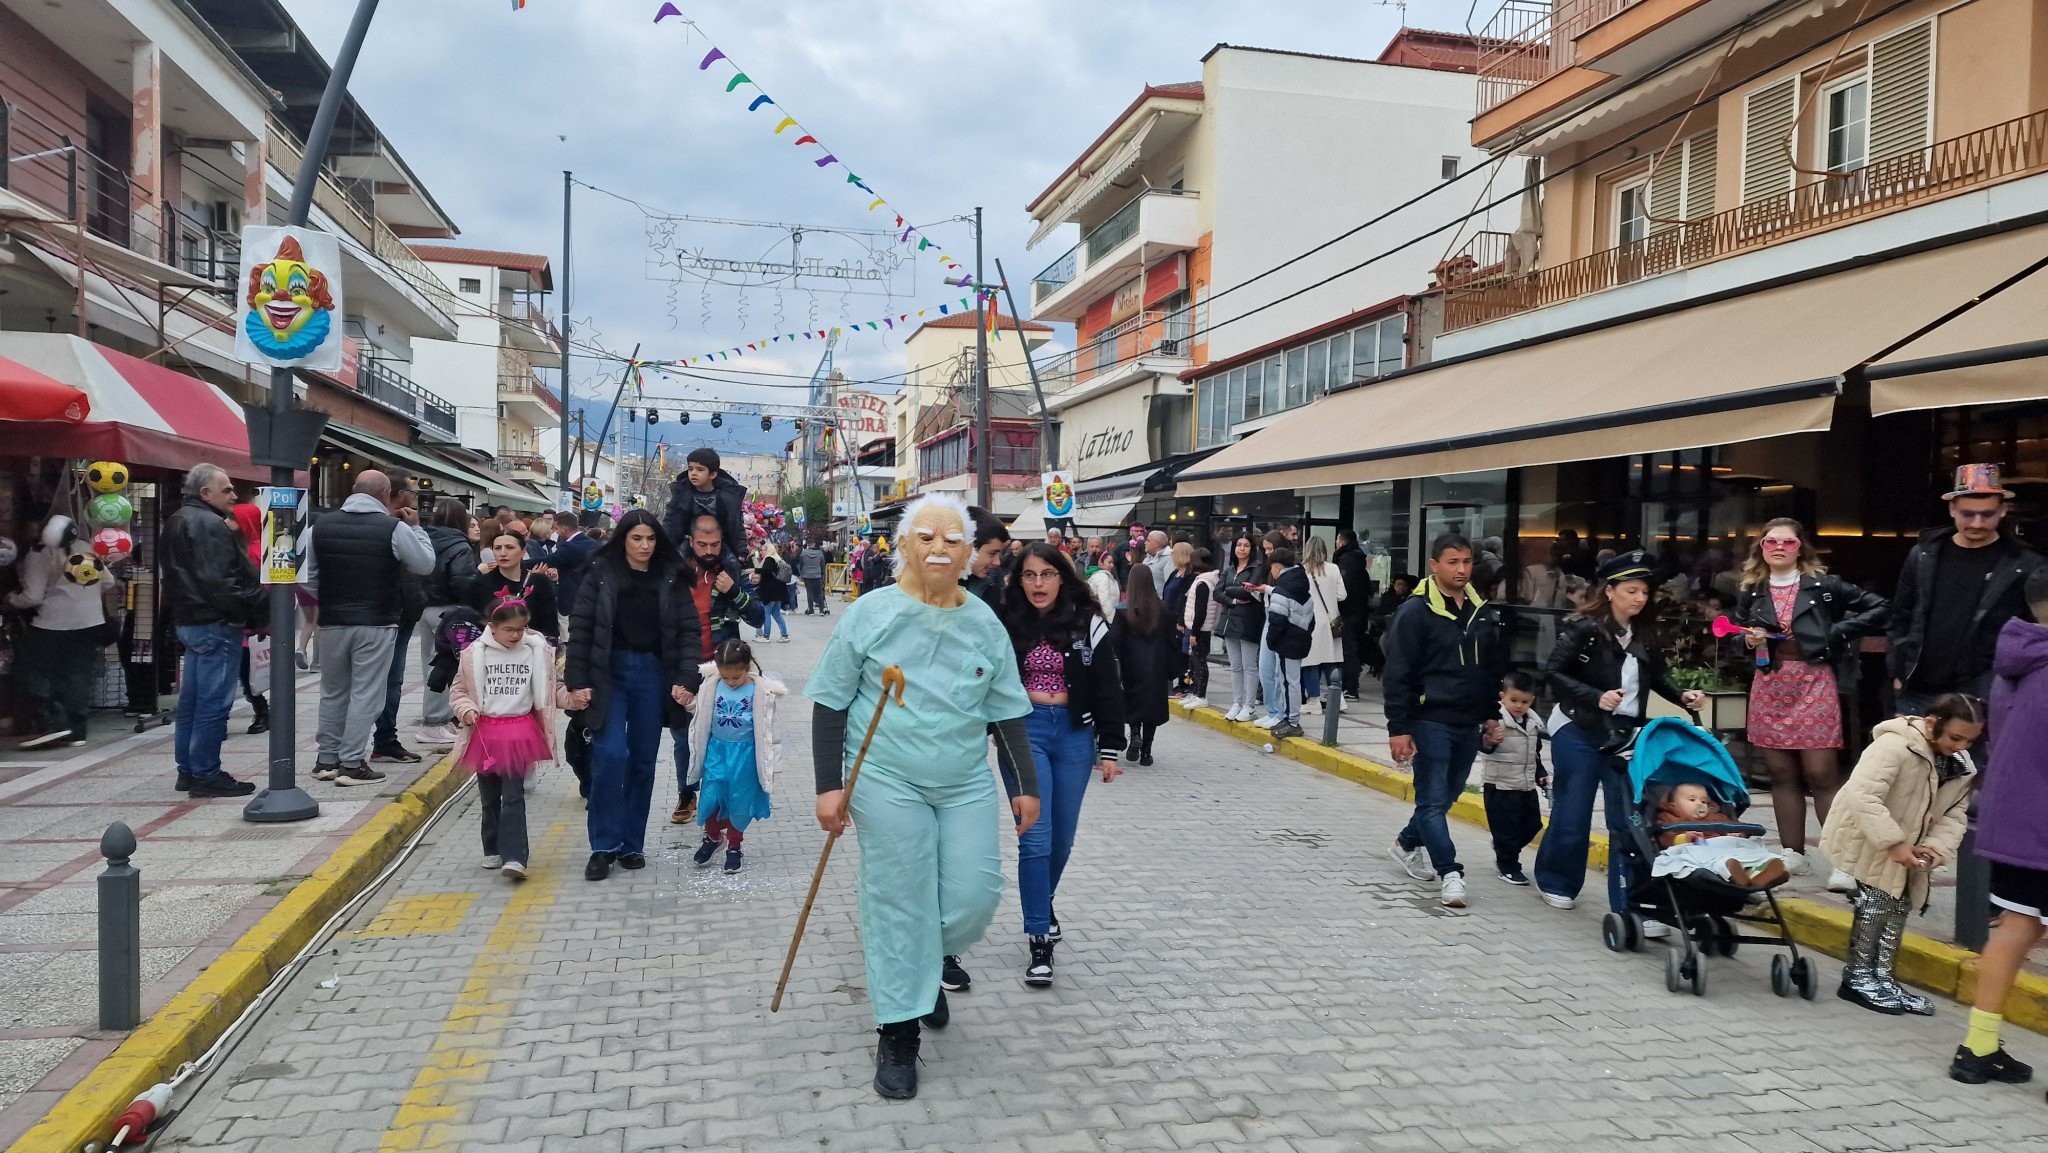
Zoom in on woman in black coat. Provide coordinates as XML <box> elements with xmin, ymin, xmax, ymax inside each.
<box><xmin>1214</xmin><ymin>534</ymin><xmax>1268</xmax><ymax>721</ymax></box>
<box><xmin>417</xmin><ymin>498</ymin><xmax>479</xmax><ymax>746</ymax></box>
<box><xmin>1113</xmin><ymin>565</ymin><xmax>1180</xmax><ymax>765</ymax></box>
<box><xmin>471</xmin><ymin>528</ymin><xmax>560</xmax><ymax>640</ymax></box>
<box><xmin>563</xmin><ymin>509</ymin><xmax>702</xmax><ymax>881</ymax></box>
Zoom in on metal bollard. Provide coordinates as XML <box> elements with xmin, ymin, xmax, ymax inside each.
<box><xmin>98</xmin><ymin>821</ymin><xmax>141</xmax><ymax>1031</ymax></box>
<box><xmin>1321</xmin><ymin>679</ymin><xmax>1343</xmax><ymax>747</ymax></box>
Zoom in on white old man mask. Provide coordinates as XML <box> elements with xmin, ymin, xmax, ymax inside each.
<box><xmin>893</xmin><ymin>494</ymin><xmax>972</xmax><ymax>602</ymax></box>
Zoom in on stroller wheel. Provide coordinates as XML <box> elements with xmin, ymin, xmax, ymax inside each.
<box><xmin>1771</xmin><ymin>954</ymin><xmax>1792</xmax><ymax>997</ymax></box>
<box><xmin>1621</xmin><ymin>912</ymin><xmax>1646</xmax><ymax>952</ymax></box>
<box><xmin>1690</xmin><ymin>953</ymin><xmax>1708</xmax><ymax>996</ymax></box>
<box><xmin>1601</xmin><ymin>913</ymin><xmax>1627</xmax><ymax>953</ymax></box>
<box><xmin>1790</xmin><ymin>957</ymin><xmax>1819</xmax><ymax>1001</ymax></box>
<box><xmin>1713</xmin><ymin>916</ymin><xmax>1740</xmax><ymax>958</ymax></box>
<box><xmin>1665</xmin><ymin>949</ymin><xmax>1684</xmax><ymax>993</ymax></box>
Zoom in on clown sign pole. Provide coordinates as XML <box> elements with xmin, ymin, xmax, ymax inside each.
<box><xmin>242</xmin><ymin>0</ymin><xmax>381</xmax><ymax>824</ymax></box>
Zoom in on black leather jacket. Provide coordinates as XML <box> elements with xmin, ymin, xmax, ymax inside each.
<box><xmin>1887</xmin><ymin>526</ymin><xmax>2044</xmax><ymax>688</ymax></box>
<box><xmin>1545</xmin><ymin>615</ymin><xmax>1686</xmax><ymax>739</ymax></box>
<box><xmin>1732</xmin><ymin>573</ymin><xmax>1889</xmax><ymax>673</ymax></box>
<box><xmin>1002</xmin><ymin>611</ymin><xmax>1126</xmax><ymax>748</ymax></box>
<box><xmin>161</xmin><ymin>496</ymin><xmax>262</xmax><ymax>629</ymax></box>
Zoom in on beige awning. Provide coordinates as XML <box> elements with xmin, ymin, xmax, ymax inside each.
<box><xmin>1866</xmin><ymin>257</ymin><xmax>2048</xmax><ymax>415</ymax></box>
<box><xmin>1181</xmin><ymin>226</ymin><xmax>2048</xmax><ymax>498</ymax></box>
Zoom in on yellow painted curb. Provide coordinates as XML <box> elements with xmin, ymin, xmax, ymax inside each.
<box><xmin>6</xmin><ymin>759</ymin><xmax>466</xmax><ymax>1153</ymax></box>
<box><xmin>1189</xmin><ymin>704</ymin><xmax>2046</xmax><ymax>1030</ymax></box>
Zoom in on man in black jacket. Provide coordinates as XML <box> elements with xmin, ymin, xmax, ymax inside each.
<box><xmin>161</xmin><ymin>463</ymin><xmax>266</xmax><ymax>797</ymax></box>
<box><xmin>1382</xmin><ymin>533</ymin><xmax>1508</xmax><ymax>908</ymax></box>
<box><xmin>370</xmin><ymin>487</ymin><xmax>429</xmax><ymax>764</ymax></box>
<box><xmin>1889</xmin><ymin>464</ymin><xmax>2045</xmax><ymax>716</ymax></box>
<box><xmin>963</xmin><ymin>505</ymin><xmax>1009</xmax><ymax>611</ymax></box>
<box><xmin>299</xmin><ymin>471</ymin><xmax>435</xmax><ymax>785</ymax></box>
<box><xmin>662</xmin><ymin>447</ymin><xmax>748</xmax><ymax>563</ymax></box>
<box><xmin>1333</xmin><ymin>529</ymin><xmax>1376</xmax><ymax>701</ymax></box>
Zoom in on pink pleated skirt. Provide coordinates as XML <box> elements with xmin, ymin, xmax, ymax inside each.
<box><xmin>457</xmin><ymin>713</ymin><xmax>551</xmax><ymax>777</ymax></box>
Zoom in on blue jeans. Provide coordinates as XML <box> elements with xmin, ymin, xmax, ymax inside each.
<box><xmin>1395</xmin><ymin>719</ymin><xmax>1484</xmax><ymax>877</ymax></box>
<box><xmin>1000</xmin><ymin>703</ymin><xmax>1098</xmax><ymax>937</ymax></box>
<box><xmin>373</xmin><ymin>625</ymin><xmax>409</xmax><ymax>749</ymax></box>
<box><xmin>175</xmin><ymin>624</ymin><xmax>243</xmax><ymax>781</ymax></box>
<box><xmin>670</xmin><ymin>728</ymin><xmax>694</xmax><ymax>804</ymax></box>
<box><xmin>1259</xmin><ymin>640</ymin><xmax>1283</xmax><ymax>720</ymax></box>
<box><xmin>588</xmin><ymin>649</ymin><xmax>664</xmax><ymax>856</ymax></box>
<box><xmin>1533</xmin><ymin>721</ymin><xmax>1633</xmax><ymax>911</ymax></box>
<box><xmin>759</xmin><ymin>600</ymin><xmax>789</xmax><ymax>639</ymax></box>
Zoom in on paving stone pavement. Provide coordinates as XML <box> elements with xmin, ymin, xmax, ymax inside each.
<box><xmin>156</xmin><ymin>614</ymin><xmax>2048</xmax><ymax>1153</ymax></box>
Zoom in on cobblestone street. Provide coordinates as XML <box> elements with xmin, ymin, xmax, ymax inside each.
<box><xmin>158</xmin><ymin>620</ymin><xmax>2048</xmax><ymax>1153</ymax></box>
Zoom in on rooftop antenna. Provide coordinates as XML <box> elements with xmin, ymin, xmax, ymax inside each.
<box><xmin>1378</xmin><ymin>0</ymin><xmax>1408</xmax><ymax>28</ymax></box>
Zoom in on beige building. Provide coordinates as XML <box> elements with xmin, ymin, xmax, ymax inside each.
<box><xmin>893</xmin><ymin>311</ymin><xmax>1054</xmax><ymax>522</ymax></box>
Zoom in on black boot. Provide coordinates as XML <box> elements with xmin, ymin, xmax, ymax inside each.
<box><xmin>1140</xmin><ymin>739</ymin><xmax>1154</xmax><ymax>767</ymax></box>
<box><xmin>246</xmin><ymin>695</ymin><xmax>270</xmax><ymax>735</ymax></box>
<box><xmin>874</xmin><ymin>1019</ymin><xmax>921</xmax><ymax>1099</ymax></box>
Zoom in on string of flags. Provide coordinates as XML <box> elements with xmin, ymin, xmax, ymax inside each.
<box><xmin>629</xmin><ymin>290</ymin><xmax>997</xmax><ymax>370</ymax></box>
<box><xmin>651</xmin><ymin>3</ymin><xmax>971</xmax><ymax>284</ymax></box>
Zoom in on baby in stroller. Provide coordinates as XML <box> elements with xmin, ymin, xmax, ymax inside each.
<box><xmin>1651</xmin><ymin>782</ymin><xmax>1790</xmax><ymax>889</ymax></box>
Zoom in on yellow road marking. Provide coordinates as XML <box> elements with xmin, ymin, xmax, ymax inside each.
<box><xmin>354</xmin><ymin>893</ymin><xmax>480</xmax><ymax>938</ymax></box>
<box><xmin>377</xmin><ymin>821</ymin><xmax>570</xmax><ymax>1152</ymax></box>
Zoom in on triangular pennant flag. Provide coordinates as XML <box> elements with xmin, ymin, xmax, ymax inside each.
<box><xmin>793</xmin><ymin>134</ymin><xmax>816</xmax><ymax>146</ymax></box>
<box><xmin>938</xmin><ymin>305</ymin><xmax>949</xmax><ymax>315</ymax></box>
<box><xmin>724</xmin><ymin>72</ymin><xmax>751</xmax><ymax>93</ymax></box>
<box><xmin>747</xmin><ymin>95</ymin><xmax>773</xmax><ymax>112</ymax></box>
<box><xmin>773</xmin><ymin>116</ymin><xmax>798</xmax><ymax>135</ymax></box>
<box><xmin>883</xmin><ymin>318</ymin><xmax>893</xmax><ymax>329</ymax></box>
<box><xmin>813</xmin><ymin>154</ymin><xmax>837</xmax><ymax>167</ymax></box>
<box><xmin>868</xmin><ymin>197</ymin><xmax>885</xmax><ymax>211</ymax></box>
<box><xmin>917</xmin><ymin>238</ymin><xmax>930</xmax><ymax>250</ymax></box>
<box><xmin>917</xmin><ymin>309</ymin><xmax>927</xmax><ymax>317</ymax></box>
<box><xmin>698</xmin><ymin>47</ymin><xmax>726</xmax><ymax>69</ymax></box>
<box><xmin>894</xmin><ymin>215</ymin><xmax>904</xmax><ymax>228</ymax></box>
<box><xmin>654</xmin><ymin>2</ymin><xmax>683</xmax><ymax>21</ymax></box>
<box><xmin>845</xmin><ymin>173</ymin><xmax>863</xmax><ymax>185</ymax></box>
<box><xmin>772</xmin><ymin>334</ymin><xmax>781</xmax><ymax>342</ymax></box>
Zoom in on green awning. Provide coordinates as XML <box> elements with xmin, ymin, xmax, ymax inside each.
<box><xmin>320</xmin><ymin>424</ymin><xmax>547</xmax><ymax>511</ymax></box>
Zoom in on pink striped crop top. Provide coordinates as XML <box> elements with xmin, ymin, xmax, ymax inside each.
<box><xmin>1022</xmin><ymin>642</ymin><xmax>1066</xmax><ymax>694</ymax></box>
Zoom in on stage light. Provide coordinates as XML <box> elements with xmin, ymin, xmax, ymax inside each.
<box><xmin>760</xmin><ymin>416</ymin><xmax>772</xmax><ymax>431</ymax></box>
<box><xmin>711</xmin><ymin>412</ymin><xmax>723</xmax><ymax>429</ymax></box>
<box><xmin>647</xmin><ymin>409</ymin><xmax>660</xmax><ymax>425</ymax></box>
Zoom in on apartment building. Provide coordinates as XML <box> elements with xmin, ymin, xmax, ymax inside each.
<box><xmin>1183</xmin><ymin>0</ymin><xmax>2048</xmax><ymax>603</ymax></box>
<box><xmin>891</xmin><ymin>310</ymin><xmax>1054</xmax><ymax>526</ymax></box>
<box><xmin>1025</xmin><ymin>32</ymin><xmax>1504</xmax><ymax>538</ymax></box>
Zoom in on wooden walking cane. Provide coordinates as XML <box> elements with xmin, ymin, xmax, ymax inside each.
<box><xmin>772</xmin><ymin>664</ymin><xmax>906</xmax><ymax>1011</ymax></box>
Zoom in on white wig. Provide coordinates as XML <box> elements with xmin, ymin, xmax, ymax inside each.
<box><xmin>892</xmin><ymin>492</ymin><xmax>971</xmax><ymax>576</ymax></box>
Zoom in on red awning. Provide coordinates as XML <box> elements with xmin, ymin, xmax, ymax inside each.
<box><xmin>0</xmin><ymin>356</ymin><xmax>90</xmax><ymax>422</ymax></box>
<box><xmin>0</xmin><ymin>332</ymin><xmax>262</xmax><ymax>480</ymax></box>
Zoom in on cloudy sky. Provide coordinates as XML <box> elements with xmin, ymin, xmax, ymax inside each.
<box><xmin>282</xmin><ymin>0</ymin><xmax>1482</xmax><ymax>455</ymax></box>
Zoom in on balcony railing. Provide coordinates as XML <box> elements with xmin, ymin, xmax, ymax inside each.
<box><xmin>494</xmin><ymin>451</ymin><xmax>550</xmax><ymax>475</ymax></box>
<box><xmin>497</xmin><ymin>371</ymin><xmax>564</xmax><ymax>419</ymax></box>
<box><xmin>1032</xmin><ymin>188</ymin><xmax>1199</xmax><ymax>304</ymax></box>
<box><xmin>1040</xmin><ymin>308</ymin><xmax>1194</xmax><ymax>390</ymax></box>
<box><xmin>371</xmin><ymin>218</ymin><xmax>466</xmax><ymax>325</ymax></box>
<box><xmin>1476</xmin><ymin>0</ymin><xmax>1648</xmax><ymax>115</ymax></box>
<box><xmin>360</xmin><ymin>357</ymin><xmax>458</xmax><ymax>437</ymax></box>
<box><xmin>1443</xmin><ymin>108</ymin><xmax>2048</xmax><ymax>332</ymax></box>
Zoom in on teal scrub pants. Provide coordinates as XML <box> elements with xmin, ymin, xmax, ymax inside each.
<box><xmin>850</xmin><ymin>763</ymin><xmax>1002</xmax><ymax>1025</ymax></box>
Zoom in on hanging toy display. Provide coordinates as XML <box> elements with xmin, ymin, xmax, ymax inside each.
<box><xmin>0</xmin><ymin>536</ymin><xmax>16</xmax><ymax>568</ymax></box>
<box><xmin>91</xmin><ymin>527</ymin><xmax>134</xmax><ymax>563</ymax></box>
<box><xmin>86</xmin><ymin>460</ymin><xmax>130</xmax><ymax>494</ymax></box>
<box><xmin>87</xmin><ymin>492</ymin><xmax>134</xmax><ymax>528</ymax></box>
<box><xmin>63</xmin><ymin>550</ymin><xmax>104</xmax><ymax>586</ymax></box>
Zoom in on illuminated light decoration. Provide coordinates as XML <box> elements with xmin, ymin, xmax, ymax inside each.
<box><xmin>710</xmin><ymin>412</ymin><xmax>723</xmax><ymax>429</ymax></box>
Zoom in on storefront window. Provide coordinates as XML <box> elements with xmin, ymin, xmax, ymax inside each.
<box><xmin>1264</xmin><ymin>354</ymin><xmax>1284</xmax><ymax>415</ymax></box>
<box><xmin>1327</xmin><ymin>331</ymin><xmax>1351</xmax><ymax>390</ymax></box>
<box><xmin>1421</xmin><ymin>470</ymin><xmax>1511</xmax><ymax>599</ymax></box>
<box><xmin>1306</xmin><ymin>341</ymin><xmax>1329</xmax><ymax>398</ymax></box>
<box><xmin>1285</xmin><ymin>348</ymin><xmax>1308</xmax><ymax>409</ymax></box>
<box><xmin>1350</xmin><ymin>481</ymin><xmax>1405</xmax><ymax>586</ymax></box>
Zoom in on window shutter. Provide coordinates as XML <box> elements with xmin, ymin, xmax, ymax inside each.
<box><xmin>1869</xmin><ymin>21</ymin><xmax>1933</xmax><ymax>162</ymax></box>
<box><xmin>1742</xmin><ymin>78</ymin><xmax>1797</xmax><ymax>203</ymax></box>
<box><xmin>1646</xmin><ymin>154</ymin><xmax>1682</xmax><ymax>231</ymax></box>
<box><xmin>1684</xmin><ymin>130</ymin><xmax>1718</xmax><ymax>219</ymax></box>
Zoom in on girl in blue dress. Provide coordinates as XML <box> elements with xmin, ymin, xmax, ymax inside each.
<box><xmin>687</xmin><ymin>638</ymin><xmax>785</xmax><ymax>873</ymax></box>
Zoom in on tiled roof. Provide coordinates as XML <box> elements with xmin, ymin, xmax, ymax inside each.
<box><xmin>1026</xmin><ymin>82</ymin><xmax>1205</xmax><ymax>214</ymax></box>
<box><xmin>911</xmin><ymin>311</ymin><xmax>1053</xmax><ymax>334</ymax></box>
<box><xmin>408</xmin><ymin>245</ymin><xmax>554</xmax><ymax>288</ymax></box>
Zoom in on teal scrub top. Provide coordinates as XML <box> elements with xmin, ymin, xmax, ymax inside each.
<box><xmin>806</xmin><ymin>585</ymin><xmax>1031</xmax><ymax>787</ymax></box>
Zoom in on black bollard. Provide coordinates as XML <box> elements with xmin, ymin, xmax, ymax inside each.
<box><xmin>1321</xmin><ymin>679</ymin><xmax>1342</xmax><ymax>747</ymax></box>
<box><xmin>98</xmin><ymin>822</ymin><xmax>141</xmax><ymax>1031</ymax></box>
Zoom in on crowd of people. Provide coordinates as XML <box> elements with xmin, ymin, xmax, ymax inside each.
<box><xmin>87</xmin><ymin>452</ymin><xmax>2048</xmax><ymax>1104</ymax></box>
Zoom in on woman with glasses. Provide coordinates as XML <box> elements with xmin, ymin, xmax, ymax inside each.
<box><xmin>1734</xmin><ymin>518</ymin><xmax>1889</xmax><ymax>888</ymax></box>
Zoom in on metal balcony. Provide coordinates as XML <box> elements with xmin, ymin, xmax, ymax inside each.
<box><xmin>1030</xmin><ymin>189</ymin><xmax>1201</xmax><ymax>322</ymax></box>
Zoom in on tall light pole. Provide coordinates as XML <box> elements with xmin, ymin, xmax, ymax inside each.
<box><xmin>558</xmin><ymin>170</ymin><xmax>573</xmax><ymax>512</ymax></box>
<box><xmin>972</xmin><ymin>206</ymin><xmax>991</xmax><ymax>509</ymax></box>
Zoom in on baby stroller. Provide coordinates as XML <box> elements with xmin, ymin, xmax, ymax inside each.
<box><xmin>1599</xmin><ymin>717</ymin><xmax>1821</xmax><ymax>1001</ymax></box>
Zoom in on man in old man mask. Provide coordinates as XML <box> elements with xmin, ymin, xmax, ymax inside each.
<box><xmin>806</xmin><ymin>493</ymin><xmax>1039</xmax><ymax>1099</ymax></box>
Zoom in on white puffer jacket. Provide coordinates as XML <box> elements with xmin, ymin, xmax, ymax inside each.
<box><xmin>685</xmin><ymin>663</ymin><xmax>787</xmax><ymax>794</ymax></box>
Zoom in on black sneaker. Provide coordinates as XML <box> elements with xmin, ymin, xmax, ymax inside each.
<box><xmin>940</xmin><ymin>955</ymin><xmax>972</xmax><ymax>992</ymax></box>
<box><xmin>175</xmin><ymin>772</ymin><xmax>193</xmax><ymax>793</ymax></box>
<box><xmin>1271</xmin><ymin>721</ymin><xmax>1305</xmax><ymax>740</ymax></box>
<box><xmin>1123</xmin><ymin>746</ymin><xmax>1140</xmax><ymax>762</ymax></box>
<box><xmin>1047</xmin><ymin>907</ymin><xmax>1062</xmax><ymax>942</ymax></box>
<box><xmin>333</xmin><ymin>762</ymin><xmax>387</xmax><ymax>787</ymax></box>
<box><xmin>873</xmin><ymin>1020</ymin><xmax>920</xmax><ymax>1099</ymax></box>
<box><xmin>617</xmin><ymin>852</ymin><xmax>647</xmax><ymax>870</ymax></box>
<box><xmin>371</xmin><ymin>743</ymin><xmax>423</xmax><ymax>764</ymax></box>
<box><xmin>723</xmin><ymin>849</ymin><xmax>743</xmax><ymax>874</ymax></box>
<box><xmin>188</xmin><ymin>774</ymin><xmax>256</xmax><ymax>798</ymax></box>
<box><xmin>311</xmin><ymin>762</ymin><xmax>340</xmax><ymax>782</ymax></box>
<box><xmin>1951</xmin><ymin>1045</ymin><xmax>2035</xmax><ymax>1085</ymax></box>
<box><xmin>1499</xmin><ymin>869</ymin><xmax>1531</xmax><ymax>886</ymax></box>
<box><xmin>1025</xmin><ymin>936</ymin><xmax>1055</xmax><ymax>986</ymax></box>
<box><xmin>585</xmin><ymin>852</ymin><xmax>613</xmax><ymax>881</ymax></box>
<box><xmin>921</xmin><ymin>989</ymin><xmax>949</xmax><ymax>1029</ymax></box>
<box><xmin>693</xmin><ymin>838</ymin><xmax>720</xmax><ymax>867</ymax></box>
<box><xmin>1139</xmin><ymin>752</ymin><xmax>1154</xmax><ymax>767</ymax></box>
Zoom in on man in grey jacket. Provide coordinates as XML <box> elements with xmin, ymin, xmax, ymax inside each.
<box><xmin>298</xmin><ymin>471</ymin><xmax>435</xmax><ymax>785</ymax></box>
<box><xmin>797</xmin><ymin>541</ymin><xmax>829</xmax><ymax>615</ymax></box>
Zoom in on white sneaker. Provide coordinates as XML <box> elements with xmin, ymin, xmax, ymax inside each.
<box><xmin>1640</xmin><ymin>918</ymin><xmax>1673</xmax><ymax>939</ymax></box>
<box><xmin>1389</xmin><ymin>840</ymin><xmax>1434</xmax><ymax>881</ymax></box>
<box><xmin>1540</xmin><ymin>891</ymin><xmax>1576</xmax><ymax>909</ymax></box>
<box><xmin>481</xmin><ymin>854</ymin><xmax>503</xmax><ymax>869</ymax></box>
<box><xmin>778</xmin><ymin>635</ymin><xmax>791</xmax><ymax>643</ymax></box>
<box><xmin>1180</xmin><ymin>695</ymin><xmax>1207</xmax><ymax>710</ymax></box>
<box><xmin>1440</xmin><ymin>871</ymin><xmax>1468</xmax><ymax>908</ymax></box>
<box><xmin>1252</xmin><ymin>715</ymin><xmax>1281</xmax><ymax>730</ymax></box>
<box><xmin>1780</xmin><ymin>848</ymin><xmax>1809</xmax><ymax>875</ymax></box>
<box><xmin>1302</xmin><ymin>699</ymin><xmax>1321</xmax><ymax>716</ymax></box>
<box><xmin>415</xmin><ymin>724</ymin><xmax>458</xmax><ymax>749</ymax></box>
<box><xmin>1826</xmin><ymin>869</ymin><xmax>1855</xmax><ymax>893</ymax></box>
<box><xmin>501</xmin><ymin>861</ymin><xmax>527</xmax><ymax>880</ymax></box>
<box><xmin>1228</xmin><ymin>705</ymin><xmax>1250</xmax><ymax>722</ymax></box>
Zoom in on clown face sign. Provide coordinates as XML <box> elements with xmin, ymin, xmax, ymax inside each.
<box><xmin>233</xmin><ymin>227</ymin><xmax>345</xmax><ymax>371</ymax></box>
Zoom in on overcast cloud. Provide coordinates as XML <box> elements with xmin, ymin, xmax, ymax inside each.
<box><xmin>280</xmin><ymin>0</ymin><xmax>1482</xmax><ymax>456</ymax></box>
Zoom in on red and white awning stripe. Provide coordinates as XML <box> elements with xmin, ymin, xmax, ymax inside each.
<box><xmin>0</xmin><ymin>332</ymin><xmax>259</xmax><ymax>479</ymax></box>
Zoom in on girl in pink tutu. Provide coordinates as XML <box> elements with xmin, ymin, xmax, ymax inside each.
<box><xmin>451</xmin><ymin>596</ymin><xmax>569</xmax><ymax>880</ymax></box>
